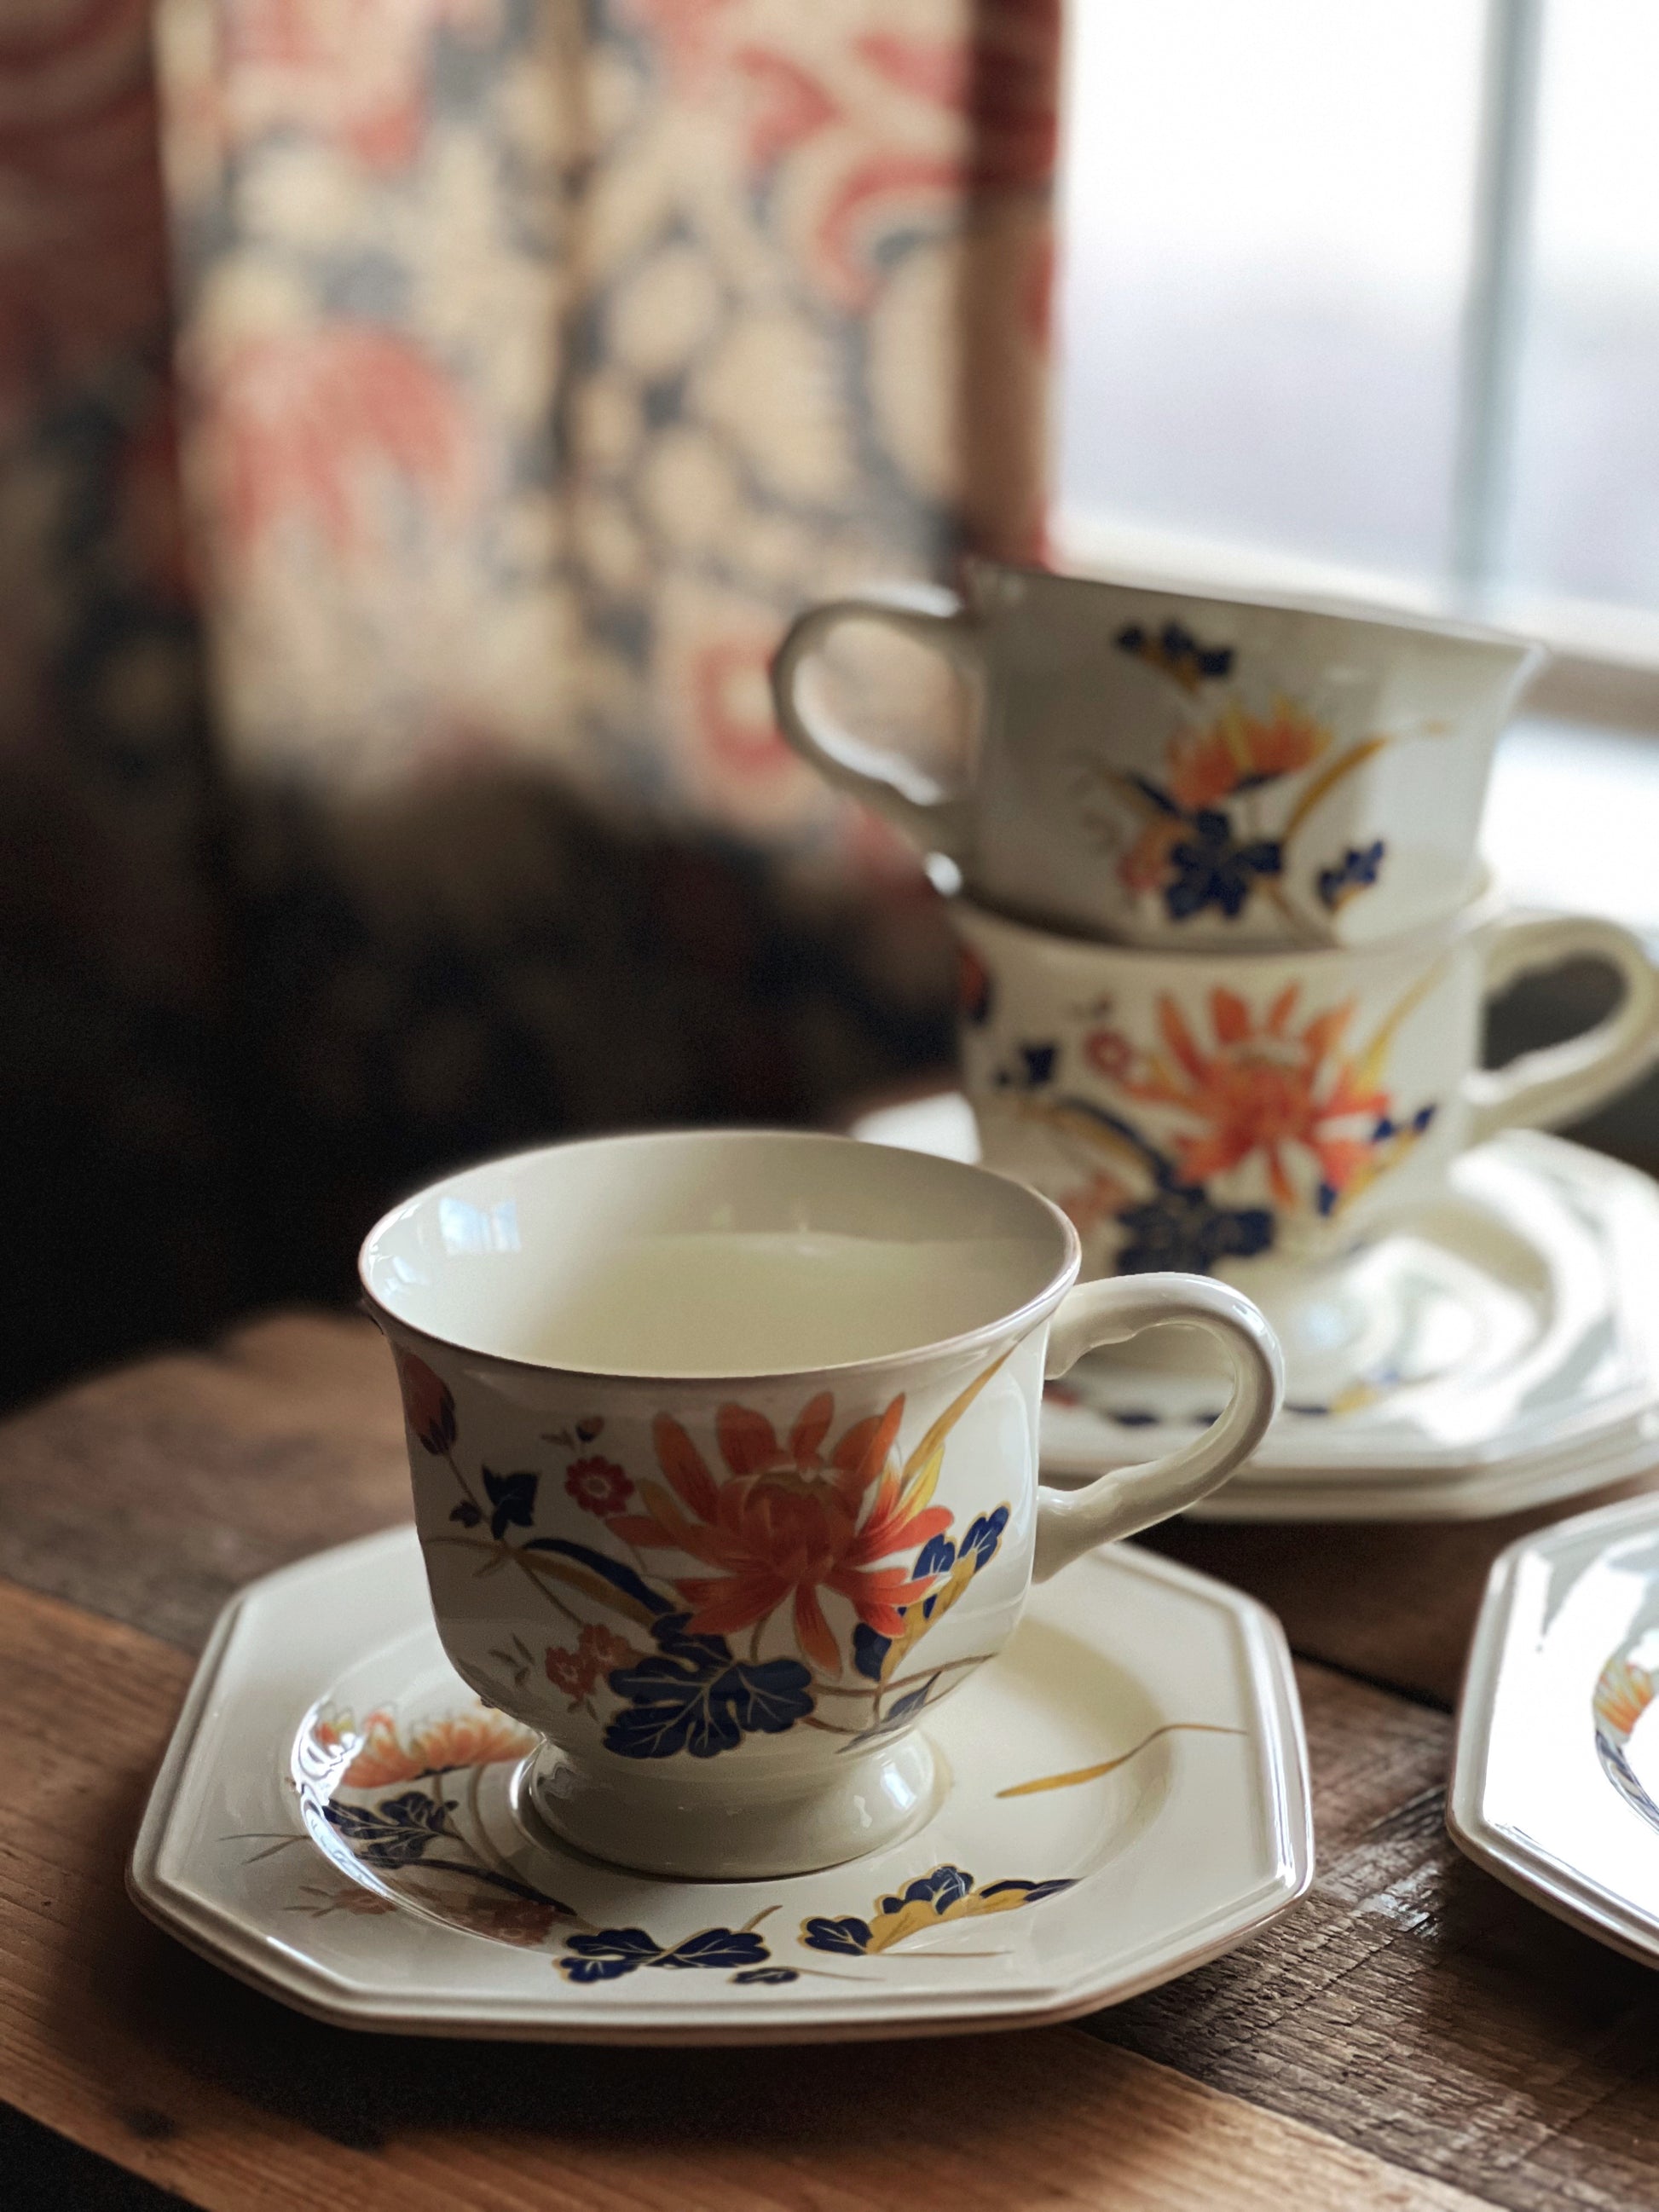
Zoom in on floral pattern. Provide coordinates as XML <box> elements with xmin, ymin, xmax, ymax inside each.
<box><xmin>564</xmin><ymin>1458</ymin><xmax>633</xmax><ymax>1516</ymax></box>
<box><xmin>1593</xmin><ymin>1649</ymin><xmax>1659</xmax><ymax>1836</ymax></box>
<box><xmin>1106</xmin><ymin>988</ymin><xmax>1394</xmax><ymax>1216</ymax></box>
<box><xmin>9</xmin><ymin>2</ymin><xmax>1056</xmax><ymax>1405</ymax></box>
<box><xmin>281</xmin><ymin>1699</ymin><xmax>1084</xmax><ymax>1989</ymax></box>
<box><xmin>974</xmin><ymin>966</ymin><xmax>1441</xmax><ymax>1276</ymax></box>
<box><xmin>313</xmin><ymin>1705</ymin><xmax>534</xmax><ymax>1789</ymax></box>
<box><xmin>609</xmin><ymin>1398</ymin><xmax>951</xmax><ymax>1673</ymax></box>
<box><xmin>1087</xmin><ymin>624</ymin><xmax>1396</xmax><ymax>929</ymax></box>
<box><xmin>299</xmin><ymin>1703</ymin><xmax>796</xmax><ymax>1982</ymax></box>
<box><xmin>802</xmin><ymin>1863</ymin><xmax>1074</xmax><ymax>1954</ymax></box>
<box><xmin>413</xmin><ymin>1356</ymin><xmax>1014</xmax><ymax>1759</ymax></box>
<box><xmin>545</xmin><ymin>1624</ymin><xmax>635</xmax><ymax>1712</ymax></box>
<box><xmin>162</xmin><ymin>0</ymin><xmax>1056</xmax><ymax>823</ymax></box>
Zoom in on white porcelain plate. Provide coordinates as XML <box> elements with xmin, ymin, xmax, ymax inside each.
<box><xmin>853</xmin><ymin>1098</ymin><xmax>1659</xmax><ymax>1521</ymax></box>
<box><xmin>1450</xmin><ymin>1492</ymin><xmax>1659</xmax><ymax>1964</ymax></box>
<box><xmin>129</xmin><ymin>1525</ymin><xmax>1312</xmax><ymax>2043</ymax></box>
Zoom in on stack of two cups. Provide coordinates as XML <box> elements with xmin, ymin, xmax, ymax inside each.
<box><xmin>774</xmin><ymin>565</ymin><xmax>1659</xmax><ymax>1414</ymax></box>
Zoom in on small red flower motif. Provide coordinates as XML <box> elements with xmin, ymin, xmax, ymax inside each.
<box><xmin>564</xmin><ymin>1456</ymin><xmax>633</xmax><ymax>1516</ymax></box>
<box><xmin>1084</xmin><ymin>1028</ymin><xmax>1133</xmax><ymax>1082</ymax></box>
<box><xmin>546</xmin><ymin>1623</ymin><xmax>635</xmax><ymax>1705</ymax></box>
<box><xmin>398</xmin><ymin>1353</ymin><xmax>456</xmax><ymax>1455</ymax></box>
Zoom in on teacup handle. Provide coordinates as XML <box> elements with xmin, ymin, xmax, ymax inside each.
<box><xmin>1464</xmin><ymin>910</ymin><xmax>1659</xmax><ymax>1145</ymax></box>
<box><xmin>1033</xmin><ymin>1275</ymin><xmax>1283</xmax><ymax>1580</ymax></box>
<box><xmin>769</xmin><ymin>584</ymin><xmax>980</xmax><ymax>860</ymax></box>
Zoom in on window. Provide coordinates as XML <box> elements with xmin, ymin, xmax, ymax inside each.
<box><xmin>1053</xmin><ymin>0</ymin><xmax>1659</xmax><ymax>726</ymax></box>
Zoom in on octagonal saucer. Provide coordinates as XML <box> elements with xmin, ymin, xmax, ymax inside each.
<box><xmin>1449</xmin><ymin>1492</ymin><xmax>1659</xmax><ymax>1964</ymax></box>
<box><xmin>129</xmin><ymin>1525</ymin><xmax>1311</xmax><ymax>2042</ymax></box>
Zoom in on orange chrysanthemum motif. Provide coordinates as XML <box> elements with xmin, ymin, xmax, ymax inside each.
<box><xmin>1595</xmin><ymin>1655</ymin><xmax>1657</xmax><ymax>1741</ymax></box>
<box><xmin>1166</xmin><ymin>699</ymin><xmax>1329</xmax><ymax>812</ymax></box>
<box><xmin>1125</xmin><ymin>987</ymin><xmax>1390</xmax><ymax>1210</ymax></box>
<box><xmin>339</xmin><ymin>1706</ymin><xmax>535</xmax><ymax>1789</ymax></box>
<box><xmin>607</xmin><ymin>1395</ymin><xmax>951</xmax><ymax>1674</ymax></box>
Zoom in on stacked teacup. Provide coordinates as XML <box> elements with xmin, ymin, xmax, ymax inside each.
<box><xmin>773</xmin><ymin>565</ymin><xmax>1659</xmax><ymax>1406</ymax></box>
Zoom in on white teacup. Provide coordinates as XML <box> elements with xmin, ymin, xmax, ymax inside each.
<box><xmin>954</xmin><ymin>890</ymin><xmax>1659</xmax><ymax>1281</ymax></box>
<box><xmin>772</xmin><ymin>563</ymin><xmax>1542</xmax><ymax>950</ymax></box>
<box><xmin>360</xmin><ymin>1129</ymin><xmax>1280</xmax><ymax>1880</ymax></box>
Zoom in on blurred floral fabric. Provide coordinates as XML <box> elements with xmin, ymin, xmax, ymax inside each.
<box><xmin>159</xmin><ymin>0</ymin><xmax>1056</xmax><ymax>859</ymax></box>
<box><xmin>1</xmin><ymin>0</ymin><xmax>1056</xmax><ymax>1397</ymax></box>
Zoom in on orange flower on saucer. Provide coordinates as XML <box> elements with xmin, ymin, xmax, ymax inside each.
<box><xmin>1595</xmin><ymin>1655</ymin><xmax>1657</xmax><ymax>1740</ymax></box>
<box><xmin>607</xmin><ymin>1395</ymin><xmax>951</xmax><ymax>1674</ymax></box>
<box><xmin>1166</xmin><ymin>698</ymin><xmax>1329</xmax><ymax>811</ymax></box>
<box><xmin>1126</xmin><ymin>986</ymin><xmax>1390</xmax><ymax>1210</ymax></box>
<box><xmin>338</xmin><ymin>1706</ymin><xmax>535</xmax><ymax>1788</ymax></box>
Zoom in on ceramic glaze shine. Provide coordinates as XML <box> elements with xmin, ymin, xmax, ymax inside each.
<box><xmin>518</xmin><ymin>1229</ymin><xmax>1038</xmax><ymax>1374</ymax></box>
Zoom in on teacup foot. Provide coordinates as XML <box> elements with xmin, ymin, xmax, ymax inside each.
<box><xmin>519</xmin><ymin>1732</ymin><xmax>947</xmax><ymax>1880</ymax></box>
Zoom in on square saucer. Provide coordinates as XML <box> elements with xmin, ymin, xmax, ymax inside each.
<box><xmin>1450</xmin><ymin>1493</ymin><xmax>1659</xmax><ymax>1964</ymax></box>
<box><xmin>853</xmin><ymin>1097</ymin><xmax>1659</xmax><ymax>1522</ymax></box>
<box><xmin>129</xmin><ymin>1526</ymin><xmax>1311</xmax><ymax>2043</ymax></box>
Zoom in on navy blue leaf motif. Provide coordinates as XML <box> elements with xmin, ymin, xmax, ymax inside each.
<box><xmin>882</xmin><ymin>1864</ymin><xmax>974</xmax><ymax>1913</ymax></box>
<box><xmin>847</xmin><ymin>1679</ymin><xmax>935</xmax><ymax>1750</ymax></box>
<box><xmin>852</xmin><ymin>1621</ymin><xmax>890</xmax><ymax>1683</ymax></box>
<box><xmin>914</xmin><ymin>1533</ymin><xmax>956</xmax><ymax>1580</ymax></box>
<box><xmin>519</xmin><ymin>1538</ymin><xmax>671</xmax><ymax>1618</ymax></box>
<box><xmin>961</xmin><ymin>1508</ymin><xmax>1009</xmax><ymax>1570</ymax></box>
<box><xmin>802</xmin><ymin>1915</ymin><xmax>873</xmax><ymax>1956</ymax></box>
<box><xmin>557</xmin><ymin>1925</ymin><xmax>772</xmax><ymax>1982</ymax></box>
<box><xmin>559</xmin><ymin>1927</ymin><xmax>662</xmax><ymax>1982</ymax></box>
<box><xmin>1165</xmin><ymin>815</ymin><xmax>1284</xmax><ymax>922</ymax></box>
<box><xmin>657</xmin><ymin>1929</ymin><xmax>771</xmax><ymax>1972</ymax></box>
<box><xmin>323</xmin><ymin>1791</ymin><xmax>453</xmax><ymax>1869</ymax></box>
<box><xmin>980</xmin><ymin>1878</ymin><xmax>1078</xmax><ymax>1904</ymax></box>
<box><xmin>732</xmin><ymin>1967</ymin><xmax>800</xmax><ymax>1985</ymax></box>
<box><xmin>482</xmin><ymin>1467</ymin><xmax>539</xmax><ymax>1541</ymax></box>
<box><xmin>603</xmin><ymin>1613</ymin><xmax>814</xmax><ymax>1759</ymax></box>
<box><xmin>1316</xmin><ymin>839</ymin><xmax>1386</xmax><ymax>911</ymax></box>
<box><xmin>448</xmin><ymin>1500</ymin><xmax>482</xmax><ymax>1528</ymax></box>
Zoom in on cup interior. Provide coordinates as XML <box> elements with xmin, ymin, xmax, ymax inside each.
<box><xmin>360</xmin><ymin>1129</ymin><xmax>1077</xmax><ymax>1378</ymax></box>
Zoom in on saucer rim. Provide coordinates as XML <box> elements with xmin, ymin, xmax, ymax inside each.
<box><xmin>129</xmin><ymin>1526</ymin><xmax>1314</xmax><ymax>2044</ymax></box>
<box><xmin>1448</xmin><ymin>1489</ymin><xmax>1659</xmax><ymax>1968</ymax></box>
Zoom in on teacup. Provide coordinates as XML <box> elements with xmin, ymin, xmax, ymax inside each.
<box><xmin>360</xmin><ymin>1129</ymin><xmax>1280</xmax><ymax>1880</ymax></box>
<box><xmin>953</xmin><ymin>889</ymin><xmax>1659</xmax><ymax>1283</ymax></box>
<box><xmin>772</xmin><ymin>563</ymin><xmax>1542</xmax><ymax>950</ymax></box>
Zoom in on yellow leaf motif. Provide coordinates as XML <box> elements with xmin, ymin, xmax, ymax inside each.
<box><xmin>997</xmin><ymin>1721</ymin><xmax>1245</xmax><ymax>1797</ymax></box>
<box><xmin>877</xmin><ymin>1551</ymin><xmax>978</xmax><ymax>1684</ymax></box>
<box><xmin>894</xmin><ymin>1350</ymin><xmax>1013</xmax><ymax>1517</ymax></box>
<box><xmin>801</xmin><ymin>1864</ymin><xmax>1077</xmax><ymax>1959</ymax></box>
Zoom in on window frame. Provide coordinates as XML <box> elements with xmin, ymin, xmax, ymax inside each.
<box><xmin>1053</xmin><ymin>0</ymin><xmax>1659</xmax><ymax>738</ymax></box>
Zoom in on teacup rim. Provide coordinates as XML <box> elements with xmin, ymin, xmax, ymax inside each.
<box><xmin>952</xmin><ymin>872</ymin><xmax>1510</xmax><ymax>973</ymax></box>
<box><xmin>357</xmin><ymin>1126</ymin><xmax>1084</xmax><ymax>1386</ymax></box>
<box><xmin>961</xmin><ymin>552</ymin><xmax>1549</xmax><ymax>670</ymax></box>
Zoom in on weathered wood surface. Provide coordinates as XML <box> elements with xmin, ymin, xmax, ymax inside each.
<box><xmin>0</xmin><ymin>1314</ymin><xmax>408</xmax><ymax>1651</ymax></box>
<box><xmin>5</xmin><ymin>1309</ymin><xmax>1659</xmax><ymax>2209</ymax></box>
<box><xmin>1143</xmin><ymin>1483</ymin><xmax>1658</xmax><ymax>1708</ymax></box>
<box><xmin>1103</xmin><ymin>1666</ymin><xmax>1659</xmax><ymax>2210</ymax></box>
<box><xmin>0</xmin><ymin>1580</ymin><xmax>1483</xmax><ymax>2212</ymax></box>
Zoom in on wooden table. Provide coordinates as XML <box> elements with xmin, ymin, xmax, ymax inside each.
<box><xmin>6</xmin><ymin>1309</ymin><xmax>1659</xmax><ymax>2211</ymax></box>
